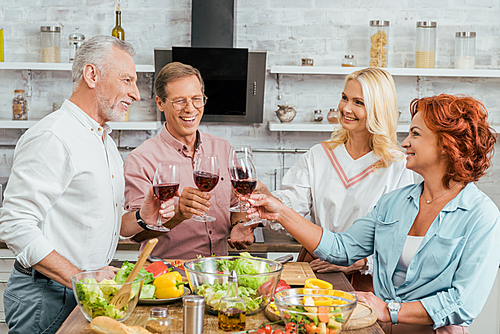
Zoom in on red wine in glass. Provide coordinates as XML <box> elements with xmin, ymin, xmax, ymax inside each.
<box><xmin>194</xmin><ymin>171</ymin><xmax>219</xmax><ymax>192</ymax></box>
<box><xmin>231</xmin><ymin>179</ymin><xmax>257</xmax><ymax>196</ymax></box>
<box><xmin>153</xmin><ymin>183</ymin><xmax>180</xmax><ymax>201</ymax></box>
<box><xmin>193</xmin><ymin>155</ymin><xmax>220</xmax><ymax>222</ymax></box>
<box><xmin>149</xmin><ymin>163</ymin><xmax>180</xmax><ymax>232</ymax></box>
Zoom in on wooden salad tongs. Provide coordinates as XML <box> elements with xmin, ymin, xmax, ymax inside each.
<box><xmin>110</xmin><ymin>238</ymin><xmax>158</xmax><ymax>309</ymax></box>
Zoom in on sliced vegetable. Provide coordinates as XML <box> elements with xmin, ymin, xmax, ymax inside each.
<box><xmin>145</xmin><ymin>261</ymin><xmax>170</xmax><ymax>278</ymax></box>
<box><xmin>115</xmin><ymin>260</ymin><xmax>154</xmax><ymax>285</ymax></box>
<box><xmin>139</xmin><ymin>284</ymin><xmax>156</xmax><ymax>299</ymax></box>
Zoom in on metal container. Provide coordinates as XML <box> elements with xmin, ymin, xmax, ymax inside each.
<box><xmin>415</xmin><ymin>21</ymin><xmax>437</xmax><ymax>68</ymax></box>
<box><xmin>41</xmin><ymin>26</ymin><xmax>61</xmax><ymax>63</ymax></box>
<box><xmin>183</xmin><ymin>295</ymin><xmax>204</xmax><ymax>334</ymax></box>
<box><xmin>455</xmin><ymin>31</ymin><xmax>476</xmax><ymax>69</ymax></box>
<box><xmin>369</xmin><ymin>20</ymin><xmax>389</xmax><ymax>67</ymax></box>
<box><xmin>69</xmin><ymin>27</ymin><xmax>85</xmax><ymax>63</ymax></box>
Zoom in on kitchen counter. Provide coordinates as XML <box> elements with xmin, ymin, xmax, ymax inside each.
<box><xmin>57</xmin><ymin>271</ymin><xmax>384</xmax><ymax>334</ymax></box>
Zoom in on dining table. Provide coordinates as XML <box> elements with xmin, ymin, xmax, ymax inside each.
<box><xmin>57</xmin><ymin>267</ymin><xmax>384</xmax><ymax>334</ymax></box>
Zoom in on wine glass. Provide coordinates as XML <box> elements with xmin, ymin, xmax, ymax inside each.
<box><xmin>228</xmin><ymin>145</ymin><xmax>253</xmax><ymax>212</ymax></box>
<box><xmin>148</xmin><ymin>162</ymin><xmax>180</xmax><ymax>232</ymax></box>
<box><xmin>193</xmin><ymin>154</ymin><xmax>220</xmax><ymax>222</ymax></box>
<box><xmin>228</xmin><ymin>152</ymin><xmax>263</xmax><ymax>226</ymax></box>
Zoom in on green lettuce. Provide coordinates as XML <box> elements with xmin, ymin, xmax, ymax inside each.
<box><xmin>115</xmin><ymin>260</ymin><xmax>154</xmax><ymax>285</ymax></box>
<box><xmin>139</xmin><ymin>284</ymin><xmax>156</xmax><ymax>299</ymax></box>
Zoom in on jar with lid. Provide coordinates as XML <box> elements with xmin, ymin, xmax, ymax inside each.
<box><xmin>415</xmin><ymin>21</ymin><xmax>437</xmax><ymax>68</ymax></box>
<box><xmin>327</xmin><ymin>108</ymin><xmax>339</xmax><ymax>124</ymax></box>
<box><xmin>144</xmin><ymin>307</ymin><xmax>171</xmax><ymax>334</ymax></box>
<box><xmin>313</xmin><ymin>110</ymin><xmax>323</xmax><ymax>122</ymax></box>
<box><xmin>69</xmin><ymin>27</ymin><xmax>85</xmax><ymax>63</ymax></box>
<box><xmin>369</xmin><ymin>20</ymin><xmax>389</xmax><ymax>67</ymax></box>
<box><xmin>12</xmin><ymin>90</ymin><xmax>28</xmax><ymax>120</ymax></box>
<box><xmin>41</xmin><ymin>26</ymin><xmax>61</xmax><ymax>63</ymax></box>
<box><xmin>341</xmin><ymin>55</ymin><xmax>356</xmax><ymax>67</ymax></box>
<box><xmin>455</xmin><ymin>32</ymin><xmax>476</xmax><ymax>69</ymax></box>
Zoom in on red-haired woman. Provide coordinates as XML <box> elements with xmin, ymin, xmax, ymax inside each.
<box><xmin>247</xmin><ymin>94</ymin><xmax>499</xmax><ymax>333</ymax></box>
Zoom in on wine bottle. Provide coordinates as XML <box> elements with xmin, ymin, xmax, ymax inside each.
<box><xmin>111</xmin><ymin>1</ymin><xmax>125</xmax><ymax>40</ymax></box>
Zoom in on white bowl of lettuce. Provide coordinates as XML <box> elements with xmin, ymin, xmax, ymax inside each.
<box><xmin>184</xmin><ymin>253</ymin><xmax>283</xmax><ymax>315</ymax></box>
<box><xmin>71</xmin><ymin>262</ymin><xmax>154</xmax><ymax>322</ymax></box>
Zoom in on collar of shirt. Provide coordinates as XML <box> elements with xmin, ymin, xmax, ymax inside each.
<box><xmin>62</xmin><ymin>99</ymin><xmax>112</xmax><ymax>139</ymax></box>
<box><xmin>407</xmin><ymin>181</ymin><xmax>472</xmax><ymax>213</ymax></box>
<box><xmin>159</xmin><ymin>124</ymin><xmax>202</xmax><ymax>158</ymax></box>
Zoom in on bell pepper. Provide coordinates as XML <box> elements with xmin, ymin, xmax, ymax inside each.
<box><xmin>153</xmin><ymin>271</ymin><xmax>184</xmax><ymax>299</ymax></box>
<box><xmin>145</xmin><ymin>261</ymin><xmax>170</xmax><ymax>278</ymax></box>
<box><xmin>304</xmin><ymin>278</ymin><xmax>333</xmax><ymax>290</ymax></box>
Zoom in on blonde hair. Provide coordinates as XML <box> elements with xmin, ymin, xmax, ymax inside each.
<box><xmin>323</xmin><ymin>67</ymin><xmax>403</xmax><ymax>170</ymax></box>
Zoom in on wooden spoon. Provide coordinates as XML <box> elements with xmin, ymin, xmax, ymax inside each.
<box><xmin>110</xmin><ymin>238</ymin><xmax>158</xmax><ymax>309</ymax></box>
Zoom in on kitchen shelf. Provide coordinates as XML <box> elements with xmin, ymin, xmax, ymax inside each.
<box><xmin>0</xmin><ymin>120</ymin><xmax>162</xmax><ymax>131</ymax></box>
<box><xmin>269</xmin><ymin>121</ymin><xmax>500</xmax><ymax>133</ymax></box>
<box><xmin>270</xmin><ymin>66</ymin><xmax>500</xmax><ymax>78</ymax></box>
<box><xmin>0</xmin><ymin>62</ymin><xmax>154</xmax><ymax>72</ymax></box>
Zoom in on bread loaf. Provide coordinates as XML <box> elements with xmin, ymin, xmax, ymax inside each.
<box><xmin>90</xmin><ymin>316</ymin><xmax>151</xmax><ymax>334</ymax></box>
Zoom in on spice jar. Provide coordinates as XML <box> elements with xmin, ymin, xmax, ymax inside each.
<box><xmin>69</xmin><ymin>27</ymin><xmax>85</xmax><ymax>63</ymax></box>
<box><xmin>41</xmin><ymin>26</ymin><xmax>61</xmax><ymax>63</ymax></box>
<box><xmin>183</xmin><ymin>295</ymin><xmax>204</xmax><ymax>334</ymax></box>
<box><xmin>415</xmin><ymin>21</ymin><xmax>437</xmax><ymax>68</ymax></box>
<box><xmin>341</xmin><ymin>55</ymin><xmax>356</xmax><ymax>67</ymax></box>
<box><xmin>369</xmin><ymin>20</ymin><xmax>389</xmax><ymax>67</ymax></box>
<box><xmin>327</xmin><ymin>108</ymin><xmax>339</xmax><ymax>124</ymax></box>
<box><xmin>455</xmin><ymin>32</ymin><xmax>476</xmax><ymax>69</ymax></box>
<box><xmin>145</xmin><ymin>307</ymin><xmax>171</xmax><ymax>334</ymax></box>
<box><xmin>12</xmin><ymin>90</ymin><xmax>28</xmax><ymax>120</ymax></box>
<box><xmin>313</xmin><ymin>110</ymin><xmax>323</xmax><ymax>123</ymax></box>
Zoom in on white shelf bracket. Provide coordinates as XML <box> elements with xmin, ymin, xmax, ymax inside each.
<box><xmin>276</xmin><ymin>73</ymin><xmax>282</xmax><ymax>100</ymax></box>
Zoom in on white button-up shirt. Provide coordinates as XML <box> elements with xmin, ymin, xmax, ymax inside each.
<box><xmin>0</xmin><ymin>100</ymin><xmax>124</xmax><ymax>270</ymax></box>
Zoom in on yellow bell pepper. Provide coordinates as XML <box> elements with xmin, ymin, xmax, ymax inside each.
<box><xmin>153</xmin><ymin>271</ymin><xmax>184</xmax><ymax>299</ymax></box>
<box><xmin>304</xmin><ymin>278</ymin><xmax>333</xmax><ymax>290</ymax></box>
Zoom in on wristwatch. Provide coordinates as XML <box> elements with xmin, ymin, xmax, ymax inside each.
<box><xmin>387</xmin><ymin>300</ymin><xmax>401</xmax><ymax>325</ymax></box>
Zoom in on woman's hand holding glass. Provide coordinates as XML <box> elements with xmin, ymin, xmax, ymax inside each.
<box><xmin>228</xmin><ymin>145</ymin><xmax>254</xmax><ymax>212</ymax></box>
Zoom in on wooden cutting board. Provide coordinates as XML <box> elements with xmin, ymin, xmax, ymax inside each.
<box><xmin>343</xmin><ymin>302</ymin><xmax>378</xmax><ymax>330</ymax></box>
<box><xmin>281</xmin><ymin>262</ymin><xmax>316</xmax><ymax>285</ymax></box>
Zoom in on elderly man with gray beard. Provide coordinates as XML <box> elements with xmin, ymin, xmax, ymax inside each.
<box><xmin>0</xmin><ymin>36</ymin><xmax>175</xmax><ymax>334</ymax></box>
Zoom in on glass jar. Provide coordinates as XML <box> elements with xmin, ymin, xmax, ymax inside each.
<box><xmin>341</xmin><ymin>55</ymin><xmax>356</xmax><ymax>67</ymax></box>
<box><xmin>369</xmin><ymin>20</ymin><xmax>389</xmax><ymax>67</ymax></box>
<box><xmin>69</xmin><ymin>27</ymin><xmax>85</xmax><ymax>63</ymax></box>
<box><xmin>145</xmin><ymin>307</ymin><xmax>171</xmax><ymax>334</ymax></box>
<box><xmin>415</xmin><ymin>21</ymin><xmax>437</xmax><ymax>68</ymax></box>
<box><xmin>41</xmin><ymin>26</ymin><xmax>61</xmax><ymax>63</ymax></box>
<box><xmin>12</xmin><ymin>90</ymin><xmax>28</xmax><ymax>120</ymax></box>
<box><xmin>327</xmin><ymin>108</ymin><xmax>339</xmax><ymax>124</ymax></box>
<box><xmin>313</xmin><ymin>110</ymin><xmax>323</xmax><ymax>122</ymax></box>
<box><xmin>455</xmin><ymin>32</ymin><xmax>476</xmax><ymax>69</ymax></box>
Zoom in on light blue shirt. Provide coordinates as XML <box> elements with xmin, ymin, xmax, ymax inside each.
<box><xmin>314</xmin><ymin>182</ymin><xmax>500</xmax><ymax>329</ymax></box>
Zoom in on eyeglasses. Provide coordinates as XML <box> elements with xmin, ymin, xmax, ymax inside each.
<box><xmin>165</xmin><ymin>95</ymin><xmax>208</xmax><ymax>111</ymax></box>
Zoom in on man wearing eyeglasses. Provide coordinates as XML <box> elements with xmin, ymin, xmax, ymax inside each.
<box><xmin>123</xmin><ymin>62</ymin><xmax>256</xmax><ymax>260</ymax></box>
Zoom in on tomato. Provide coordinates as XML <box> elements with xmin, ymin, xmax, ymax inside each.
<box><xmin>256</xmin><ymin>329</ymin><xmax>266</xmax><ymax>334</ymax></box>
<box><xmin>264</xmin><ymin>324</ymin><xmax>272</xmax><ymax>334</ymax></box>
<box><xmin>285</xmin><ymin>322</ymin><xmax>296</xmax><ymax>331</ymax></box>
<box><xmin>272</xmin><ymin>330</ymin><xmax>284</xmax><ymax>334</ymax></box>
<box><xmin>285</xmin><ymin>330</ymin><xmax>295</xmax><ymax>334</ymax></box>
<box><xmin>171</xmin><ymin>260</ymin><xmax>185</xmax><ymax>271</ymax></box>
<box><xmin>144</xmin><ymin>261</ymin><xmax>170</xmax><ymax>278</ymax></box>
<box><xmin>153</xmin><ymin>271</ymin><xmax>184</xmax><ymax>299</ymax></box>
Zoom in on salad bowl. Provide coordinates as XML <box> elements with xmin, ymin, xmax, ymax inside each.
<box><xmin>184</xmin><ymin>255</ymin><xmax>283</xmax><ymax>315</ymax></box>
<box><xmin>71</xmin><ymin>269</ymin><xmax>145</xmax><ymax>322</ymax></box>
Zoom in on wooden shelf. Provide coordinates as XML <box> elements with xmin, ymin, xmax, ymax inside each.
<box><xmin>270</xmin><ymin>66</ymin><xmax>500</xmax><ymax>78</ymax></box>
<box><xmin>0</xmin><ymin>62</ymin><xmax>154</xmax><ymax>72</ymax></box>
<box><xmin>0</xmin><ymin>120</ymin><xmax>162</xmax><ymax>131</ymax></box>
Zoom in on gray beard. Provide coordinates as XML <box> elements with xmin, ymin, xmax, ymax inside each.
<box><xmin>95</xmin><ymin>88</ymin><xmax>125</xmax><ymax>123</ymax></box>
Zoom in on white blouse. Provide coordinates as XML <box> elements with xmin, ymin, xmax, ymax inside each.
<box><xmin>270</xmin><ymin>143</ymin><xmax>415</xmax><ymax>232</ymax></box>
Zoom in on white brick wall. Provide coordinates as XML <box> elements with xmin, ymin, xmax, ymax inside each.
<box><xmin>1</xmin><ymin>0</ymin><xmax>500</xmax><ymax>206</ymax></box>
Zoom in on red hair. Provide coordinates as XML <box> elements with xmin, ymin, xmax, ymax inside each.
<box><xmin>410</xmin><ymin>94</ymin><xmax>496</xmax><ymax>187</ymax></box>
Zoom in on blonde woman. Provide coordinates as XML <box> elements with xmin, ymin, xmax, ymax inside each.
<box><xmin>256</xmin><ymin>67</ymin><xmax>414</xmax><ymax>290</ymax></box>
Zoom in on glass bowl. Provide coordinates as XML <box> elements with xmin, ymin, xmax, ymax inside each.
<box><xmin>184</xmin><ymin>256</ymin><xmax>283</xmax><ymax>315</ymax></box>
<box><xmin>274</xmin><ymin>288</ymin><xmax>357</xmax><ymax>333</ymax></box>
<box><xmin>71</xmin><ymin>269</ymin><xmax>144</xmax><ymax>322</ymax></box>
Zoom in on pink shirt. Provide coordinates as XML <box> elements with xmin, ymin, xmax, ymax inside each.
<box><xmin>124</xmin><ymin>125</ymin><xmax>237</xmax><ymax>259</ymax></box>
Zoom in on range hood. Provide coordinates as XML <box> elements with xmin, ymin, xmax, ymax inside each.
<box><xmin>191</xmin><ymin>0</ymin><xmax>235</xmax><ymax>48</ymax></box>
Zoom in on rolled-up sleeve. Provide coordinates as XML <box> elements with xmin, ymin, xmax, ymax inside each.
<box><xmin>123</xmin><ymin>151</ymin><xmax>156</xmax><ymax>212</ymax></box>
<box><xmin>420</xmin><ymin>210</ymin><xmax>500</xmax><ymax>329</ymax></box>
<box><xmin>0</xmin><ymin>131</ymin><xmax>74</xmax><ymax>267</ymax></box>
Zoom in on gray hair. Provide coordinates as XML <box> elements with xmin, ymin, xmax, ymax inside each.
<box><xmin>71</xmin><ymin>35</ymin><xmax>135</xmax><ymax>85</ymax></box>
